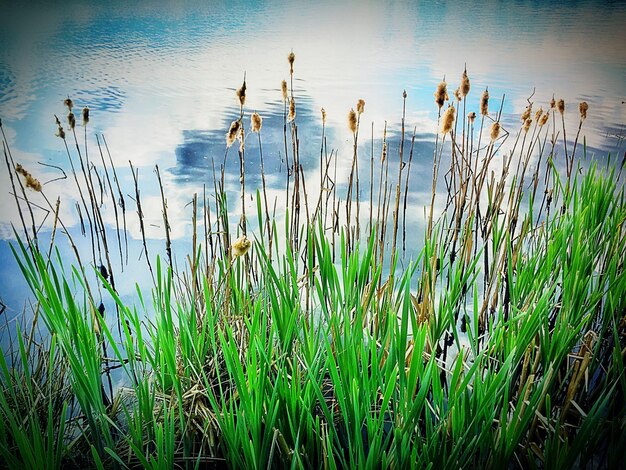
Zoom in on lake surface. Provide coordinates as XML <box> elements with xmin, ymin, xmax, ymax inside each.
<box><xmin>1</xmin><ymin>0</ymin><xmax>625</xmax><ymax>320</ymax></box>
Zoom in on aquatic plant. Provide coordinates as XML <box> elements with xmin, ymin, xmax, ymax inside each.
<box><xmin>0</xmin><ymin>54</ymin><xmax>624</xmax><ymax>469</ymax></box>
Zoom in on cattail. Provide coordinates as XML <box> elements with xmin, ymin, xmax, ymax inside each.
<box><xmin>534</xmin><ymin>107</ymin><xmax>543</xmax><ymax>122</ymax></box>
<box><xmin>550</xmin><ymin>96</ymin><xmax>556</xmax><ymax>109</ymax></box>
<box><xmin>557</xmin><ymin>99</ymin><xmax>565</xmax><ymax>115</ymax></box>
<box><xmin>288</xmin><ymin>51</ymin><xmax>295</xmax><ymax>74</ymax></box>
<box><xmin>468</xmin><ymin>111</ymin><xmax>476</xmax><ymax>124</ymax></box>
<box><xmin>403</xmin><ymin>90</ymin><xmax>407</xmax><ymax>99</ymax></box>
<box><xmin>441</xmin><ymin>106</ymin><xmax>455</xmax><ymax>135</ymax></box>
<box><xmin>226</xmin><ymin>120</ymin><xmax>240</xmax><ymax>147</ymax></box>
<box><xmin>579</xmin><ymin>101</ymin><xmax>588</xmax><ymax>120</ymax></box>
<box><xmin>461</xmin><ymin>68</ymin><xmax>470</xmax><ymax>97</ymax></box>
<box><xmin>490</xmin><ymin>121</ymin><xmax>501</xmax><ymax>141</ymax></box>
<box><xmin>82</xmin><ymin>107</ymin><xmax>90</xmax><ymax>126</ymax></box>
<box><xmin>15</xmin><ymin>164</ymin><xmax>42</xmax><ymax>192</ymax></box>
<box><xmin>454</xmin><ymin>87</ymin><xmax>462</xmax><ymax>102</ymax></box>
<box><xmin>480</xmin><ymin>89</ymin><xmax>489</xmax><ymax>116</ymax></box>
<box><xmin>288</xmin><ymin>97</ymin><xmax>296</xmax><ymax>122</ymax></box>
<box><xmin>236</xmin><ymin>79</ymin><xmax>246</xmax><ymax>107</ymax></box>
<box><xmin>251</xmin><ymin>112</ymin><xmax>262</xmax><ymax>132</ymax></box>
<box><xmin>67</xmin><ymin>112</ymin><xmax>76</xmax><ymax>130</ymax></box>
<box><xmin>348</xmin><ymin>108</ymin><xmax>357</xmax><ymax>133</ymax></box>
<box><xmin>63</xmin><ymin>98</ymin><xmax>73</xmax><ymax>110</ymax></box>
<box><xmin>356</xmin><ymin>98</ymin><xmax>365</xmax><ymax>115</ymax></box>
<box><xmin>55</xmin><ymin>124</ymin><xmax>65</xmax><ymax>139</ymax></box>
<box><xmin>238</xmin><ymin>125</ymin><xmax>245</xmax><ymax>152</ymax></box>
<box><xmin>281</xmin><ymin>80</ymin><xmax>288</xmax><ymax>102</ymax></box>
<box><xmin>539</xmin><ymin>111</ymin><xmax>550</xmax><ymax>127</ymax></box>
<box><xmin>381</xmin><ymin>142</ymin><xmax>387</xmax><ymax>163</ymax></box>
<box><xmin>232</xmin><ymin>235</ymin><xmax>251</xmax><ymax>257</ymax></box>
<box><xmin>434</xmin><ymin>81</ymin><xmax>447</xmax><ymax>109</ymax></box>
<box><xmin>523</xmin><ymin>118</ymin><xmax>532</xmax><ymax>132</ymax></box>
<box><xmin>321</xmin><ymin>107</ymin><xmax>326</xmax><ymax>124</ymax></box>
<box><xmin>521</xmin><ymin>105</ymin><xmax>532</xmax><ymax>122</ymax></box>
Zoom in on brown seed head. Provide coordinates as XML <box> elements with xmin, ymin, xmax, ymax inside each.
<box><xmin>468</xmin><ymin>111</ymin><xmax>476</xmax><ymax>124</ymax></box>
<box><xmin>251</xmin><ymin>112</ymin><xmax>262</xmax><ymax>132</ymax></box>
<box><xmin>521</xmin><ymin>105</ymin><xmax>532</xmax><ymax>122</ymax></box>
<box><xmin>236</xmin><ymin>79</ymin><xmax>246</xmax><ymax>107</ymax></box>
<box><xmin>434</xmin><ymin>81</ymin><xmax>448</xmax><ymax>109</ymax></box>
<box><xmin>441</xmin><ymin>106</ymin><xmax>455</xmax><ymax>135</ymax></box>
<box><xmin>557</xmin><ymin>99</ymin><xmax>565</xmax><ymax>115</ymax></box>
<box><xmin>232</xmin><ymin>235</ymin><xmax>251</xmax><ymax>257</ymax></box>
<box><xmin>68</xmin><ymin>112</ymin><xmax>76</xmax><ymax>130</ymax></box>
<box><xmin>15</xmin><ymin>164</ymin><xmax>42</xmax><ymax>192</ymax></box>
<box><xmin>523</xmin><ymin>118</ymin><xmax>532</xmax><ymax>132</ymax></box>
<box><xmin>348</xmin><ymin>108</ymin><xmax>357</xmax><ymax>133</ymax></box>
<box><xmin>461</xmin><ymin>68</ymin><xmax>470</xmax><ymax>97</ymax></box>
<box><xmin>356</xmin><ymin>99</ymin><xmax>365</xmax><ymax>115</ymax></box>
<box><xmin>381</xmin><ymin>142</ymin><xmax>387</xmax><ymax>163</ymax></box>
<box><xmin>55</xmin><ymin>124</ymin><xmax>65</xmax><ymax>139</ymax></box>
<box><xmin>64</xmin><ymin>98</ymin><xmax>73</xmax><ymax>110</ymax></box>
<box><xmin>454</xmin><ymin>87</ymin><xmax>462</xmax><ymax>102</ymax></box>
<box><xmin>534</xmin><ymin>107</ymin><xmax>543</xmax><ymax>122</ymax></box>
<box><xmin>288</xmin><ymin>51</ymin><xmax>295</xmax><ymax>74</ymax></box>
<box><xmin>579</xmin><ymin>101</ymin><xmax>588</xmax><ymax>120</ymax></box>
<box><xmin>539</xmin><ymin>111</ymin><xmax>550</xmax><ymax>127</ymax></box>
<box><xmin>288</xmin><ymin>97</ymin><xmax>296</xmax><ymax>122</ymax></box>
<box><xmin>550</xmin><ymin>96</ymin><xmax>556</xmax><ymax>109</ymax></box>
<box><xmin>281</xmin><ymin>80</ymin><xmax>288</xmax><ymax>102</ymax></box>
<box><xmin>480</xmin><ymin>89</ymin><xmax>489</xmax><ymax>116</ymax></box>
<box><xmin>321</xmin><ymin>107</ymin><xmax>326</xmax><ymax>124</ymax></box>
<box><xmin>226</xmin><ymin>120</ymin><xmax>241</xmax><ymax>147</ymax></box>
<box><xmin>490</xmin><ymin>121</ymin><xmax>501</xmax><ymax>141</ymax></box>
<box><xmin>82</xmin><ymin>107</ymin><xmax>90</xmax><ymax>126</ymax></box>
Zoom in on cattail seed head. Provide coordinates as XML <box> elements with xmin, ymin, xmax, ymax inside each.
<box><xmin>356</xmin><ymin>99</ymin><xmax>365</xmax><ymax>115</ymax></box>
<box><xmin>232</xmin><ymin>235</ymin><xmax>251</xmax><ymax>257</ymax></box>
<box><xmin>461</xmin><ymin>68</ymin><xmax>470</xmax><ymax>97</ymax></box>
<box><xmin>441</xmin><ymin>106</ymin><xmax>455</xmax><ymax>135</ymax></box>
<box><xmin>236</xmin><ymin>80</ymin><xmax>246</xmax><ymax>107</ymax></box>
<box><xmin>288</xmin><ymin>97</ymin><xmax>296</xmax><ymax>122</ymax></box>
<box><xmin>64</xmin><ymin>98</ymin><xmax>73</xmax><ymax>110</ymax></box>
<box><xmin>490</xmin><ymin>121</ymin><xmax>501</xmax><ymax>141</ymax></box>
<box><xmin>557</xmin><ymin>99</ymin><xmax>565</xmax><ymax>115</ymax></box>
<box><xmin>434</xmin><ymin>81</ymin><xmax>448</xmax><ymax>109</ymax></box>
<box><xmin>454</xmin><ymin>87</ymin><xmax>462</xmax><ymax>102</ymax></box>
<box><xmin>403</xmin><ymin>90</ymin><xmax>407</xmax><ymax>99</ymax></box>
<box><xmin>321</xmin><ymin>107</ymin><xmax>326</xmax><ymax>124</ymax></box>
<box><xmin>579</xmin><ymin>101</ymin><xmax>588</xmax><ymax>120</ymax></box>
<box><xmin>287</xmin><ymin>51</ymin><xmax>295</xmax><ymax>74</ymax></box>
<box><xmin>539</xmin><ymin>111</ymin><xmax>550</xmax><ymax>127</ymax></box>
<box><xmin>226</xmin><ymin>120</ymin><xmax>240</xmax><ymax>147</ymax></box>
<box><xmin>381</xmin><ymin>142</ymin><xmax>387</xmax><ymax>163</ymax></box>
<box><xmin>550</xmin><ymin>96</ymin><xmax>556</xmax><ymax>109</ymax></box>
<box><xmin>68</xmin><ymin>112</ymin><xmax>76</xmax><ymax>130</ymax></box>
<box><xmin>238</xmin><ymin>125</ymin><xmax>245</xmax><ymax>152</ymax></box>
<box><xmin>281</xmin><ymin>80</ymin><xmax>288</xmax><ymax>102</ymax></box>
<box><xmin>15</xmin><ymin>164</ymin><xmax>42</xmax><ymax>192</ymax></box>
<box><xmin>523</xmin><ymin>118</ymin><xmax>532</xmax><ymax>132</ymax></box>
<box><xmin>468</xmin><ymin>111</ymin><xmax>476</xmax><ymax>124</ymax></box>
<box><xmin>82</xmin><ymin>107</ymin><xmax>90</xmax><ymax>126</ymax></box>
<box><xmin>251</xmin><ymin>112</ymin><xmax>262</xmax><ymax>132</ymax></box>
<box><xmin>55</xmin><ymin>124</ymin><xmax>65</xmax><ymax>139</ymax></box>
<box><xmin>348</xmin><ymin>108</ymin><xmax>357</xmax><ymax>133</ymax></box>
<box><xmin>521</xmin><ymin>105</ymin><xmax>532</xmax><ymax>122</ymax></box>
<box><xmin>480</xmin><ymin>89</ymin><xmax>489</xmax><ymax>116</ymax></box>
<box><xmin>534</xmin><ymin>107</ymin><xmax>543</xmax><ymax>122</ymax></box>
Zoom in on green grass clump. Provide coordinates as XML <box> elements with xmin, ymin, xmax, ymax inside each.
<box><xmin>1</xmin><ymin>55</ymin><xmax>625</xmax><ymax>468</ymax></box>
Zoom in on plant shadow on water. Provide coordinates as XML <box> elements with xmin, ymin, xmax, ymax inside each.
<box><xmin>0</xmin><ymin>53</ymin><xmax>625</xmax><ymax>470</ymax></box>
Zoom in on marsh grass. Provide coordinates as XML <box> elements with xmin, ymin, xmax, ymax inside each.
<box><xmin>0</xmin><ymin>56</ymin><xmax>625</xmax><ymax>469</ymax></box>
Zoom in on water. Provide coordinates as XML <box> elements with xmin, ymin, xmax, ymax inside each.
<box><xmin>1</xmin><ymin>0</ymin><xmax>625</xmax><ymax>322</ymax></box>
